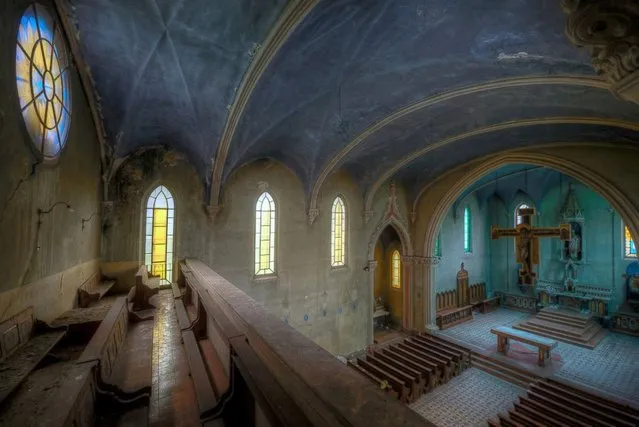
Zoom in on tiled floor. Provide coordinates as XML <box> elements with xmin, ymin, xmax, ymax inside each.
<box><xmin>410</xmin><ymin>368</ymin><xmax>525</xmax><ymax>427</ymax></box>
<box><xmin>149</xmin><ymin>291</ymin><xmax>200</xmax><ymax>427</ymax></box>
<box><xmin>439</xmin><ymin>308</ymin><xmax>639</xmax><ymax>401</ymax></box>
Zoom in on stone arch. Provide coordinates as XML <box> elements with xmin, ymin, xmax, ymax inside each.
<box><xmin>414</xmin><ymin>147</ymin><xmax>639</xmax><ymax>328</ymax></box>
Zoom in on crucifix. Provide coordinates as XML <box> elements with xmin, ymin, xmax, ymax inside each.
<box><xmin>491</xmin><ymin>207</ymin><xmax>571</xmax><ymax>286</ymax></box>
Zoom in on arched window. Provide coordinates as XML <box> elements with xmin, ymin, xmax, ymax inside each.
<box><xmin>255</xmin><ymin>192</ymin><xmax>276</xmax><ymax>275</ymax></box>
<box><xmin>391</xmin><ymin>250</ymin><xmax>401</xmax><ymax>289</ymax></box>
<box><xmin>331</xmin><ymin>196</ymin><xmax>346</xmax><ymax>267</ymax></box>
<box><xmin>515</xmin><ymin>203</ymin><xmax>530</xmax><ymax>226</ymax></box>
<box><xmin>464</xmin><ymin>206</ymin><xmax>472</xmax><ymax>254</ymax></box>
<box><xmin>145</xmin><ymin>186</ymin><xmax>174</xmax><ymax>283</ymax></box>
<box><xmin>435</xmin><ymin>232</ymin><xmax>442</xmax><ymax>257</ymax></box>
<box><xmin>16</xmin><ymin>4</ymin><xmax>71</xmax><ymax>160</ymax></box>
<box><xmin>625</xmin><ymin>225</ymin><xmax>636</xmax><ymax>258</ymax></box>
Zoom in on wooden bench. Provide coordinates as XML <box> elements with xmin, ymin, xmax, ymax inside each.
<box><xmin>469</xmin><ymin>282</ymin><xmax>501</xmax><ymax>313</ymax></box>
<box><xmin>377</xmin><ymin>349</ymin><xmax>435</xmax><ymax>392</ymax></box>
<box><xmin>0</xmin><ymin>307</ymin><xmax>66</xmax><ymax>405</ymax></box>
<box><xmin>387</xmin><ymin>344</ymin><xmax>445</xmax><ymax>385</ymax></box>
<box><xmin>414</xmin><ymin>334</ymin><xmax>469</xmax><ymax>370</ymax></box>
<box><xmin>404</xmin><ymin>338</ymin><xmax>461</xmax><ymax>376</ymax></box>
<box><xmin>76</xmin><ymin>295</ymin><xmax>153</xmax><ymax>417</ymax></box>
<box><xmin>397</xmin><ymin>341</ymin><xmax>454</xmax><ymax>381</ymax></box>
<box><xmin>491</xmin><ymin>326</ymin><xmax>557</xmax><ymax>367</ymax></box>
<box><xmin>129</xmin><ymin>265</ymin><xmax>159</xmax><ymax>311</ymax></box>
<box><xmin>356</xmin><ymin>358</ymin><xmax>410</xmax><ymax>403</ymax></box>
<box><xmin>77</xmin><ymin>271</ymin><xmax>116</xmax><ymax>308</ymax></box>
<box><xmin>347</xmin><ymin>360</ymin><xmax>399</xmax><ymax>399</ymax></box>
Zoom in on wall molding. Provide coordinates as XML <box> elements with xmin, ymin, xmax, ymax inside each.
<box><xmin>307</xmin><ymin>75</ymin><xmax>609</xmax><ymax>220</ymax></box>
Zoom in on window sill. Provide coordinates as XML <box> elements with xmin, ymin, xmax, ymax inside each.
<box><xmin>330</xmin><ymin>265</ymin><xmax>350</xmax><ymax>273</ymax></box>
<box><xmin>252</xmin><ymin>274</ymin><xmax>278</xmax><ymax>283</ymax></box>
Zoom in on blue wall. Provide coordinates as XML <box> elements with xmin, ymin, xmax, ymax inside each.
<box><xmin>434</xmin><ymin>194</ymin><xmax>490</xmax><ymax>292</ymax></box>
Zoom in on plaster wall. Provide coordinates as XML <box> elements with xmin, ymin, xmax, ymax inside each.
<box><xmin>434</xmin><ymin>194</ymin><xmax>490</xmax><ymax>292</ymax></box>
<box><xmin>103</xmin><ymin>158</ymin><xmax>371</xmax><ymax>355</ymax></box>
<box><xmin>0</xmin><ymin>0</ymin><xmax>102</xmax><ymax>322</ymax></box>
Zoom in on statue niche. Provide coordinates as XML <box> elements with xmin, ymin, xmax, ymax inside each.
<box><xmin>564</xmin><ymin>222</ymin><xmax>583</xmax><ymax>262</ymax></box>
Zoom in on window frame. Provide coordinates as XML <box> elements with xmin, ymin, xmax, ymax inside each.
<box><xmin>15</xmin><ymin>3</ymin><xmax>72</xmax><ymax>163</ymax></box>
<box><xmin>623</xmin><ymin>223</ymin><xmax>637</xmax><ymax>259</ymax></box>
<box><xmin>463</xmin><ymin>205</ymin><xmax>472</xmax><ymax>254</ymax></box>
<box><xmin>254</xmin><ymin>191</ymin><xmax>277</xmax><ymax>277</ymax></box>
<box><xmin>144</xmin><ymin>185</ymin><xmax>175</xmax><ymax>284</ymax></box>
<box><xmin>435</xmin><ymin>231</ymin><xmax>442</xmax><ymax>257</ymax></box>
<box><xmin>330</xmin><ymin>196</ymin><xmax>347</xmax><ymax>268</ymax></box>
<box><xmin>391</xmin><ymin>249</ymin><xmax>401</xmax><ymax>289</ymax></box>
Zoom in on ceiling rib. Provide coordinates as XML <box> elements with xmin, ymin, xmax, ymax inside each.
<box><xmin>306</xmin><ymin>75</ymin><xmax>609</xmax><ymax>222</ymax></box>
<box><xmin>363</xmin><ymin>116</ymin><xmax>639</xmax><ymax>217</ymax></box>
<box><xmin>207</xmin><ymin>0</ymin><xmax>321</xmax><ymax>214</ymax></box>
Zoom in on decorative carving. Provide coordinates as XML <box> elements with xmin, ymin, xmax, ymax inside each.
<box><xmin>363</xmin><ymin>210</ymin><xmax>374</xmax><ymax>224</ymax></box>
<box><xmin>308</xmin><ymin>208</ymin><xmax>319</xmax><ymax>225</ymax></box>
<box><xmin>562</xmin><ymin>0</ymin><xmax>639</xmax><ymax>103</ymax></box>
<box><xmin>205</xmin><ymin>204</ymin><xmax>222</xmax><ymax>221</ymax></box>
<box><xmin>409</xmin><ymin>210</ymin><xmax>417</xmax><ymax>224</ymax></box>
<box><xmin>402</xmin><ymin>256</ymin><xmax>440</xmax><ymax>266</ymax></box>
<box><xmin>257</xmin><ymin>181</ymin><xmax>269</xmax><ymax>192</ymax></box>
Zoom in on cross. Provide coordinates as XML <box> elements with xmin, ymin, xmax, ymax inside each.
<box><xmin>491</xmin><ymin>207</ymin><xmax>571</xmax><ymax>286</ymax></box>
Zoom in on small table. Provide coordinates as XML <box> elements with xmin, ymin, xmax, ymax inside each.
<box><xmin>490</xmin><ymin>326</ymin><xmax>558</xmax><ymax>367</ymax></box>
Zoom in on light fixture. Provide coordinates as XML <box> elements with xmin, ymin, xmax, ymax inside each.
<box><xmin>37</xmin><ymin>201</ymin><xmax>73</xmax><ymax>225</ymax></box>
<box><xmin>81</xmin><ymin>211</ymin><xmax>100</xmax><ymax>230</ymax></box>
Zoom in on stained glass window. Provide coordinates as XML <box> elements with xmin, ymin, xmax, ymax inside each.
<box><xmin>255</xmin><ymin>192</ymin><xmax>276</xmax><ymax>275</ymax></box>
<box><xmin>145</xmin><ymin>186</ymin><xmax>175</xmax><ymax>284</ymax></box>
<box><xmin>515</xmin><ymin>203</ymin><xmax>530</xmax><ymax>226</ymax></box>
<box><xmin>435</xmin><ymin>232</ymin><xmax>441</xmax><ymax>257</ymax></box>
<box><xmin>464</xmin><ymin>206</ymin><xmax>472</xmax><ymax>253</ymax></box>
<box><xmin>391</xmin><ymin>250</ymin><xmax>401</xmax><ymax>289</ymax></box>
<box><xmin>16</xmin><ymin>4</ymin><xmax>71</xmax><ymax>159</ymax></box>
<box><xmin>331</xmin><ymin>196</ymin><xmax>346</xmax><ymax>267</ymax></box>
<box><xmin>625</xmin><ymin>226</ymin><xmax>636</xmax><ymax>258</ymax></box>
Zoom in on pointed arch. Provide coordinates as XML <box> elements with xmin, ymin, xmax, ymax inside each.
<box><xmin>331</xmin><ymin>196</ymin><xmax>346</xmax><ymax>267</ymax></box>
<box><xmin>145</xmin><ymin>185</ymin><xmax>175</xmax><ymax>283</ymax></box>
<box><xmin>515</xmin><ymin>203</ymin><xmax>530</xmax><ymax>226</ymax></box>
<box><xmin>255</xmin><ymin>192</ymin><xmax>276</xmax><ymax>275</ymax></box>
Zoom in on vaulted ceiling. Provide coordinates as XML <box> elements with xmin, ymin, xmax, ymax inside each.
<box><xmin>72</xmin><ymin>0</ymin><xmax>639</xmax><ymax>208</ymax></box>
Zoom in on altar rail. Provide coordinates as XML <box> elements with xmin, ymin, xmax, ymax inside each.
<box><xmin>179</xmin><ymin>259</ymin><xmax>428</xmax><ymax>427</ymax></box>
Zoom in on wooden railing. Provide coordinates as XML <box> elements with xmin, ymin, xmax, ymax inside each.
<box><xmin>179</xmin><ymin>259</ymin><xmax>429</xmax><ymax>427</ymax></box>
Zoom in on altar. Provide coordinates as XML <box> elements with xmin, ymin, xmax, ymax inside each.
<box><xmin>536</xmin><ymin>280</ymin><xmax>611</xmax><ymax>317</ymax></box>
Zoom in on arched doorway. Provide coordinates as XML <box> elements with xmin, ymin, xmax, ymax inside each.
<box><xmin>373</xmin><ymin>225</ymin><xmax>404</xmax><ymax>334</ymax></box>
<box><xmin>144</xmin><ymin>185</ymin><xmax>175</xmax><ymax>284</ymax></box>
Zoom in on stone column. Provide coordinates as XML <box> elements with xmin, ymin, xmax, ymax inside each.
<box><xmin>409</xmin><ymin>256</ymin><xmax>440</xmax><ymax>333</ymax></box>
<box><xmin>562</xmin><ymin>0</ymin><xmax>639</xmax><ymax>104</ymax></box>
<box><xmin>367</xmin><ymin>260</ymin><xmax>378</xmax><ymax>346</ymax></box>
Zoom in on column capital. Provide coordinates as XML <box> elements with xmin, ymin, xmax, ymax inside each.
<box><xmin>562</xmin><ymin>0</ymin><xmax>639</xmax><ymax>104</ymax></box>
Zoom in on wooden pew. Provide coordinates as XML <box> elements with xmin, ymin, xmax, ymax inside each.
<box><xmin>491</xmin><ymin>326</ymin><xmax>557</xmax><ymax>367</ymax></box>
<box><xmin>397</xmin><ymin>341</ymin><xmax>454</xmax><ymax>381</ymax></box>
<box><xmin>375</xmin><ymin>350</ymin><xmax>433</xmax><ymax>393</ymax></box>
<box><xmin>347</xmin><ymin>361</ymin><xmax>399</xmax><ymax>399</ymax></box>
<box><xmin>77</xmin><ymin>271</ymin><xmax>116</xmax><ymax>308</ymax></box>
<box><xmin>380</xmin><ymin>347</ymin><xmax>437</xmax><ymax>391</ymax></box>
<box><xmin>0</xmin><ymin>307</ymin><xmax>66</xmax><ymax>405</ymax></box>
<box><xmin>387</xmin><ymin>344</ymin><xmax>444</xmax><ymax>385</ymax></box>
<box><xmin>401</xmin><ymin>339</ymin><xmax>459</xmax><ymax>376</ymax></box>
<box><xmin>412</xmin><ymin>335</ymin><xmax>464</xmax><ymax>371</ymax></box>
<box><xmin>469</xmin><ymin>282</ymin><xmax>501</xmax><ymax>313</ymax></box>
<box><xmin>356</xmin><ymin>358</ymin><xmax>410</xmax><ymax>403</ymax></box>
<box><xmin>420</xmin><ymin>333</ymin><xmax>471</xmax><ymax>368</ymax></box>
<box><xmin>365</xmin><ymin>354</ymin><xmax>420</xmax><ymax>401</ymax></box>
<box><xmin>435</xmin><ymin>305</ymin><xmax>473</xmax><ymax>330</ymax></box>
<box><xmin>129</xmin><ymin>265</ymin><xmax>159</xmax><ymax>311</ymax></box>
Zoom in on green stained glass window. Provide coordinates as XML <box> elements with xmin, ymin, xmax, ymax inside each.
<box><xmin>435</xmin><ymin>232</ymin><xmax>441</xmax><ymax>257</ymax></box>
<box><xmin>16</xmin><ymin>4</ymin><xmax>71</xmax><ymax>159</ymax></box>
<box><xmin>464</xmin><ymin>206</ymin><xmax>472</xmax><ymax>254</ymax></box>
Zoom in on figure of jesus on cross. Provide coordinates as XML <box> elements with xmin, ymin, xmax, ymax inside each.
<box><xmin>491</xmin><ymin>207</ymin><xmax>571</xmax><ymax>286</ymax></box>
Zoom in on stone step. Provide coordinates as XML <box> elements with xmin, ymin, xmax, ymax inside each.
<box><xmin>471</xmin><ymin>356</ymin><xmax>535</xmax><ymax>389</ymax></box>
<box><xmin>512</xmin><ymin>323</ymin><xmax>602</xmax><ymax>349</ymax></box>
<box><xmin>523</xmin><ymin>318</ymin><xmax>599</xmax><ymax>339</ymax></box>
<box><xmin>536</xmin><ymin>311</ymin><xmax>589</xmax><ymax>328</ymax></box>
<box><xmin>539</xmin><ymin>307</ymin><xmax>591</xmax><ymax>323</ymax></box>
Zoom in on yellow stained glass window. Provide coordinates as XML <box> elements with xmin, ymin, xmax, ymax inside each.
<box><xmin>255</xmin><ymin>192</ymin><xmax>276</xmax><ymax>275</ymax></box>
<box><xmin>16</xmin><ymin>4</ymin><xmax>71</xmax><ymax>159</ymax></box>
<box><xmin>625</xmin><ymin>226</ymin><xmax>636</xmax><ymax>258</ymax></box>
<box><xmin>145</xmin><ymin>186</ymin><xmax>175</xmax><ymax>283</ymax></box>
<box><xmin>391</xmin><ymin>250</ymin><xmax>401</xmax><ymax>289</ymax></box>
<box><xmin>331</xmin><ymin>196</ymin><xmax>346</xmax><ymax>267</ymax></box>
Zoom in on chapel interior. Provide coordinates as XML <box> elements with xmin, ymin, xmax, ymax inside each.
<box><xmin>1</xmin><ymin>1</ymin><xmax>639</xmax><ymax>426</ymax></box>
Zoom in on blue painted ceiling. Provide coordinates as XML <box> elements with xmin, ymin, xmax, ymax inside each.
<box><xmin>73</xmin><ymin>0</ymin><xmax>639</xmax><ymax>200</ymax></box>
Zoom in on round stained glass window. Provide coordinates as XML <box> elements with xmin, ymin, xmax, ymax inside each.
<box><xmin>16</xmin><ymin>4</ymin><xmax>71</xmax><ymax>160</ymax></box>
